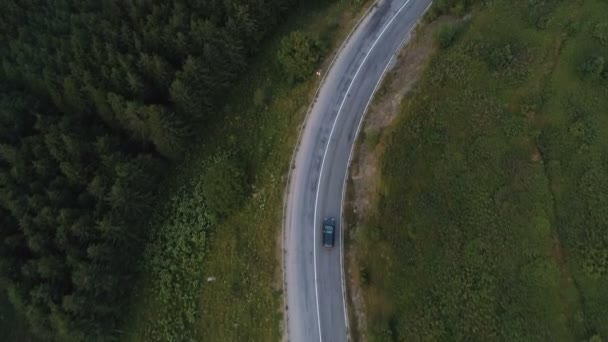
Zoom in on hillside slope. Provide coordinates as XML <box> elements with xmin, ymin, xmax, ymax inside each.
<box><xmin>355</xmin><ymin>0</ymin><xmax>608</xmax><ymax>340</ymax></box>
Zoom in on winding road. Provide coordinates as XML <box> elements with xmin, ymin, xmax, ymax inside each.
<box><xmin>283</xmin><ymin>0</ymin><xmax>432</xmax><ymax>341</ymax></box>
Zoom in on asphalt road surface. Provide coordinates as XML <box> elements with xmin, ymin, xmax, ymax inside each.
<box><xmin>283</xmin><ymin>1</ymin><xmax>432</xmax><ymax>341</ymax></box>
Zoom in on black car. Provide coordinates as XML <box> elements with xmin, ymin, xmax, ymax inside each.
<box><xmin>322</xmin><ymin>218</ymin><xmax>335</xmax><ymax>248</ymax></box>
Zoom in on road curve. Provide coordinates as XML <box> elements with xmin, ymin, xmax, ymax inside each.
<box><xmin>283</xmin><ymin>1</ymin><xmax>432</xmax><ymax>341</ymax></box>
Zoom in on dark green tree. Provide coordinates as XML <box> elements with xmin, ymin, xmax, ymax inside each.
<box><xmin>278</xmin><ymin>31</ymin><xmax>323</xmax><ymax>82</ymax></box>
<box><xmin>0</xmin><ymin>0</ymin><xmax>296</xmax><ymax>339</ymax></box>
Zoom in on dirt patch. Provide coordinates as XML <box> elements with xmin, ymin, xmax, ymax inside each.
<box><xmin>344</xmin><ymin>16</ymin><xmax>461</xmax><ymax>341</ymax></box>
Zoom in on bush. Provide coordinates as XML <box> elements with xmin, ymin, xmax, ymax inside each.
<box><xmin>525</xmin><ymin>0</ymin><xmax>560</xmax><ymax>29</ymax></box>
<box><xmin>436</xmin><ymin>24</ymin><xmax>459</xmax><ymax>49</ymax></box>
<box><xmin>425</xmin><ymin>0</ymin><xmax>478</xmax><ymax>21</ymax></box>
<box><xmin>565</xmin><ymin>20</ymin><xmax>581</xmax><ymax>36</ymax></box>
<box><xmin>359</xmin><ymin>267</ymin><xmax>370</xmax><ymax>286</ymax></box>
<box><xmin>589</xmin><ymin>334</ymin><xmax>603</xmax><ymax>342</ymax></box>
<box><xmin>579</xmin><ymin>55</ymin><xmax>605</xmax><ymax>80</ymax></box>
<box><xmin>593</xmin><ymin>22</ymin><xmax>608</xmax><ymax>46</ymax></box>
<box><xmin>202</xmin><ymin>157</ymin><xmax>247</xmax><ymax>219</ymax></box>
<box><xmin>488</xmin><ymin>44</ymin><xmax>514</xmax><ymax>70</ymax></box>
<box><xmin>278</xmin><ymin>31</ymin><xmax>322</xmax><ymax>82</ymax></box>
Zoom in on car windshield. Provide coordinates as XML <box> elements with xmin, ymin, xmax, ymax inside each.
<box><xmin>324</xmin><ymin>225</ymin><xmax>333</xmax><ymax>232</ymax></box>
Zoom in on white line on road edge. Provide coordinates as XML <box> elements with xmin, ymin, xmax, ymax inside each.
<box><xmin>339</xmin><ymin>30</ymin><xmax>402</xmax><ymax>342</ymax></box>
<box><xmin>313</xmin><ymin>1</ymin><xmax>412</xmax><ymax>341</ymax></box>
<box><xmin>339</xmin><ymin>2</ymin><xmax>432</xmax><ymax>340</ymax></box>
<box><xmin>281</xmin><ymin>1</ymin><xmax>378</xmax><ymax>341</ymax></box>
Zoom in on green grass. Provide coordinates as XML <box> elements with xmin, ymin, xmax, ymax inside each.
<box><xmin>125</xmin><ymin>1</ymin><xmax>373</xmax><ymax>340</ymax></box>
<box><xmin>196</xmin><ymin>2</ymin><xmax>376</xmax><ymax>338</ymax></box>
<box><xmin>356</xmin><ymin>0</ymin><xmax>608</xmax><ymax>340</ymax></box>
<box><xmin>364</xmin><ymin>129</ymin><xmax>381</xmax><ymax>150</ymax></box>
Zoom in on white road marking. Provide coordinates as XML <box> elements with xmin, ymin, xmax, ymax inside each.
<box><xmin>312</xmin><ymin>1</ymin><xmax>413</xmax><ymax>341</ymax></box>
<box><xmin>281</xmin><ymin>1</ymin><xmax>379</xmax><ymax>340</ymax></box>
<box><xmin>339</xmin><ymin>30</ymin><xmax>403</xmax><ymax>342</ymax></box>
<box><xmin>338</xmin><ymin>2</ymin><xmax>432</xmax><ymax>338</ymax></box>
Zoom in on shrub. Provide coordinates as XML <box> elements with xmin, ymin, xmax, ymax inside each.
<box><xmin>488</xmin><ymin>44</ymin><xmax>513</xmax><ymax>70</ymax></box>
<box><xmin>525</xmin><ymin>0</ymin><xmax>560</xmax><ymax>29</ymax></box>
<box><xmin>589</xmin><ymin>334</ymin><xmax>603</xmax><ymax>342</ymax></box>
<box><xmin>565</xmin><ymin>20</ymin><xmax>581</xmax><ymax>36</ymax></box>
<box><xmin>579</xmin><ymin>55</ymin><xmax>605</xmax><ymax>80</ymax></box>
<box><xmin>501</xmin><ymin>114</ymin><xmax>527</xmax><ymax>138</ymax></box>
<box><xmin>436</xmin><ymin>24</ymin><xmax>459</xmax><ymax>49</ymax></box>
<box><xmin>369</xmin><ymin>320</ymin><xmax>394</xmax><ymax>342</ymax></box>
<box><xmin>425</xmin><ymin>0</ymin><xmax>478</xmax><ymax>21</ymax></box>
<box><xmin>359</xmin><ymin>267</ymin><xmax>370</xmax><ymax>286</ymax></box>
<box><xmin>593</xmin><ymin>22</ymin><xmax>608</xmax><ymax>46</ymax></box>
<box><xmin>278</xmin><ymin>31</ymin><xmax>322</xmax><ymax>82</ymax></box>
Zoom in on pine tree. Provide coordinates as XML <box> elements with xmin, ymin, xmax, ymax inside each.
<box><xmin>0</xmin><ymin>0</ymin><xmax>294</xmax><ymax>338</ymax></box>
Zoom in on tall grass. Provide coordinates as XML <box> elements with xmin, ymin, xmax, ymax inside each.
<box><xmin>357</xmin><ymin>0</ymin><xmax>608</xmax><ymax>340</ymax></box>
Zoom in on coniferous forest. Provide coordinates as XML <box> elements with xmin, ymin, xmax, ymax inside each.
<box><xmin>0</xmin><ymin>0</ymin><xmax>294</xmax><ymax>339</ymax></box>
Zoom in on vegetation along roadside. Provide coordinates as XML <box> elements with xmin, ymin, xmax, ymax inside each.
<box><xmin>127</xmin><ymin>1</ymin><xmax>373</xmax><ymax>341</ymax></box>
<box><xmin>350</xmin><ymin>0</ymin><xmax>608</xmax><ymax>340</ymax></box>
<box><xmin>344</xmin><ymin>11</ymin><xmax>462</xmax><ymax>341</ymax></box>
<box><xmin>0</xmin><ymin>0</ymin><xmax>370</xmax><ymax>340</ymax></box>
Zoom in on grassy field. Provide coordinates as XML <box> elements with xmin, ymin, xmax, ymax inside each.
<box><xmin>355</xmin><ymin>0</ymin><xmax>608</xmax><ymax>340</ymax></box>
<box><xmin>125</xmin><ymin>1</ymin><xmax>372</xmax><ymax>340</ymax></box>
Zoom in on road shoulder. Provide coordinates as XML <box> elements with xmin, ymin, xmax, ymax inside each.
<box><xmin>342</xmin><ymin>16</ymin><xmax>459</xmax><ymax>341</ymax></box>
<box><xmin>279</xmin><ymin>2</ymin><xmax>378</xmax><ymax>341</ymax></box>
